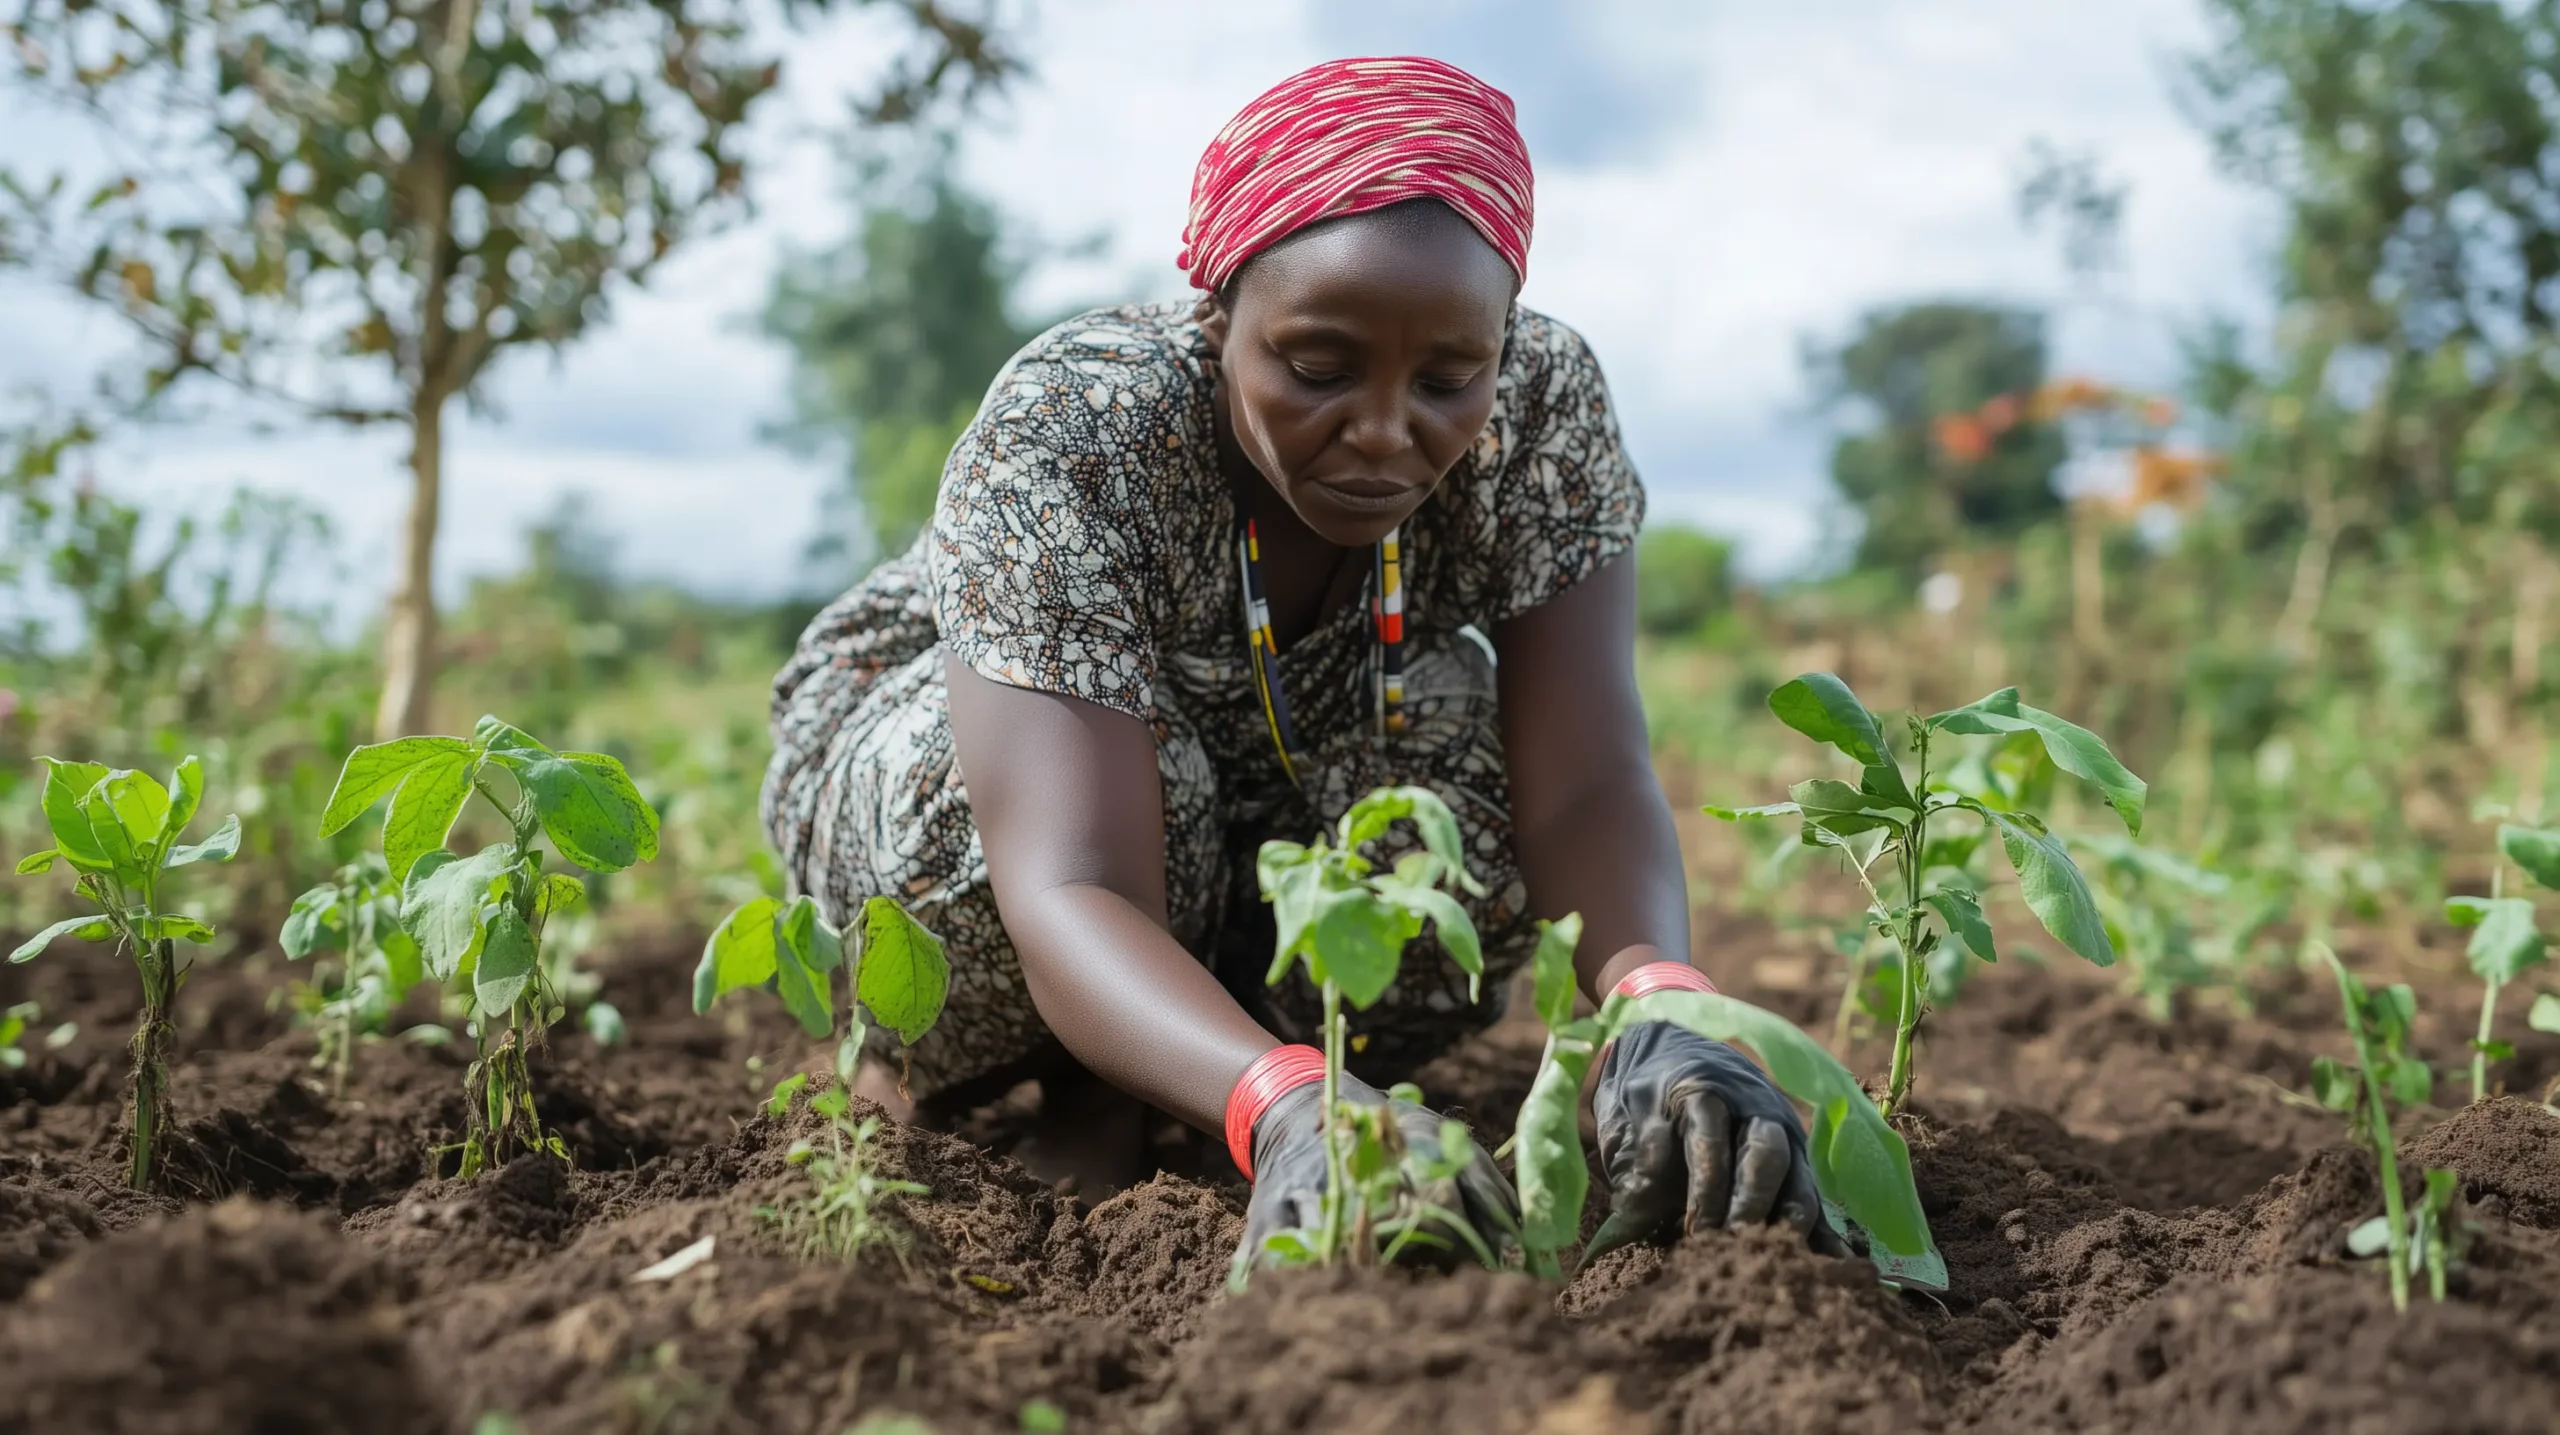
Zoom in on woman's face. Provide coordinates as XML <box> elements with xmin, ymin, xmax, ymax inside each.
<box><xmin>1205</xmin><ymin>203</ymin><xmax>1517</xmax><ymax>547</ymax></box>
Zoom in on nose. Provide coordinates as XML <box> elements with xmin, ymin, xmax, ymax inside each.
<box><xmin>1339</xmin><ymin>382</ymin><xmax>1416</xmax><ymax>462</ymax></box>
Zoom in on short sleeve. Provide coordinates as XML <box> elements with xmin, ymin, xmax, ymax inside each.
<box><xmin>931</xmin><ymin>321</ymin><xmax>1185</xmax><ymax>723</ymax></box>
<box><xmin>1484</xmin><ymin>314</ymin><xmax>1646</xmax><ymax>622</ymax></box>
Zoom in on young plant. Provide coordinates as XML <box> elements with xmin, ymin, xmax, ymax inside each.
<box><xmin>694</xmin><ymin>892</ymin><xmax>951</xmax><ymax>1091</ymax></box>
<box><xmin>280</xmin><ymin>854</ymin><xmax>426</xmax><ymax>1094</ymax></box>
<box><xmin>1245</xmin><ymin>786</ymin><xmax>1492</xmax><ymax>1274</ymax></box>
<box><xmin>0</xmin><ymin>1002</ymin><xmax>38</xmax><ymax>1070</ymax></box>
<box><xmin>760</xmin><ymin>1016</ymin><xmax>933</xmax><ymax>1264</ymax></box>
<box><xmin>1708</xmin><ymin>675</ymin><xmax>2144</xmax><ymax>1115</ymax></box>
<box><xmin>11</xmin><ymin>755</ymin><xmax>241</xmax><ymax>1187</ymax></box>
<box><xmin>318</xmin><ymin>717</ymin><xmax>660</xmax><ymax>1177</ymax></box>
<box><xmin>1510</xmin><ymin>914</ymin><xmax>1944</xmax><ymax>1286</ymax></box>
<box><xmin>2308</xmin><ymin>945</ymin><xmax>2459</xmax><ymax>1310</ymax></box>
<box><xmin>2445</xmin><ymin>820</ymin><xmax>2560</xmax><ymax>1102</ymax></box>
<box><xmin>2077</xmin><ymin>834</ymin><xmax>2239</xmax><ymax>1020</ymax></box>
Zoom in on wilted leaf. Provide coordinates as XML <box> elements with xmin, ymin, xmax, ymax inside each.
<box><xmin>1767</xmin><ymin>673</ymin><xmax>1887</xmax><ymax>766</ymax></box>
<box><xmin>1791</xmin><ymin>778</ymin><xmax>1912</xmax><ymax>836</ymax></box>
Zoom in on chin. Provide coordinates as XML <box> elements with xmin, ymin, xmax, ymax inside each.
<box><xmin>1297</xmin><ymin>484</ymin><xmax>1434</xmax><ymax>547</ymax></box>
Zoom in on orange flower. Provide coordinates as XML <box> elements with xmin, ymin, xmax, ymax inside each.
<box><xmin>1979</xmin><ymin>393</ymin><xmax>2022</xmax><ymax>434</ymax></box>
<box><xmin>1933</xmin><ymin>413</ymin><xmax>1991</xmax><ymax>464</ymax></box>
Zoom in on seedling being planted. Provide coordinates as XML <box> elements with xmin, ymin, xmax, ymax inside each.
<box><xmin>1241</xmin><ymin>786</ymin><xmax>1493</xmax><ymax>1278</ymax></box>
<box><xmin>2308</xmin><ymin>945</ymin><xmax>2461</xmax><ymax>1309</ymax></box>
<box><xmin>11</xmin><ymin>755</ymin><xmax>241</xmax><ymax>1187</ymax></box>
<box><xmin>318</xmin><ymin>718</ymin><xmax>660</xmax><ymax>1177</ymax></box>
<box><xmin>2445</xmin><ymin>819</ymin><xmax>2560</xmax><ymax>1102</ymax></box>
<box><xmin>760</xmin><ymin>1015</ymin><xmax>934</xmax><ymax>1263</ymax></box>
<box><xmin>694</xmin><ymin>891</ymin><xmax>951</xmax><ymax>1091</ymax></box>
<box><xmin>1510</xmin><ymin>914</ymin><xmax>1943</xmax><ymax>1286</ymax></box>
<box><xmin>281</xmin><ymin>854</ymin><xmax>426</xmax><ymax>1094</ymax></box>
<box><xmin>1709</xmin><ymin>675</ymin><xmax>2143</xmax><ymax>1115</ymax></box>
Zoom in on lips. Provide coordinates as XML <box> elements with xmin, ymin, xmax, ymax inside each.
<box><xmin>1312</xmin><ymin>475</ymin><xmax>1428</xmax><ymax>512</ymax></box>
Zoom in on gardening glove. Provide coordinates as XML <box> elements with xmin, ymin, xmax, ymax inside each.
<box><xmin>1587</xmin><ymin>1020</ymin><xmax>1849</xmax><ymax>1262</ymax></box>
<box><xmin>1235</xmin><ymin>1071</ymin><xmax>1521</xmax><ymax>1270</ymax></box>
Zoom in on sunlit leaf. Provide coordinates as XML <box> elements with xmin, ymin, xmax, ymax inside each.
<box><xmin>400</xmin><ymin>845</ymin><xmax>511</xmax><ymax>983</ymax></box>
<box><xmin>1983</xmin><ymin>808</ymin><xmax>2114</xmax><ymax>968</ymax></box>
<box><xmin>38</xmin><ymin>759</ymin><xmax>110</xmax><ymax>868</ymax></box>
<box><xmin>163</xmin><ymin>813</ymin><xmax>241</xmax><ymax>869</ymax></box>
<box><xmin>1922</xmin><ymin>888</ymin><xmax>1998</xmax><ymax>963</ymax></box>
<box><xmin>1529</xmin><ymin>913</ymin><xmax>1583</xmax><ymax>1033</ymax></box>
<box><xmin>472</xmin><ymin>906</ymin><xmax>538</xmax><ymax>1015</ymax></box>
<box><xmin>509</xmin><ymin>749</ymin><xmax>660</xmax><ymax>873</ymax></box>
<box><xmin>1767</xmin><ymin>673</ymin><xmax>1887</xmax><ymax>766</ymax></box>
<box><xmin>8</xmin><ymin>914</ymin><xmax>114</xmax><ymax>963</ymax></box>
<box><xmin>858</xmin><ymin>896</ymin><xmax>949</xmax><ymax>1043</ymax></box>
<box><xmin>382</xmin><ymin>748</ymin><xmax>477</xmax><ymax>882</ymax></box>
<box><xmin>319</xmin><ymin>736</ymin><xmax>475</xmax><ymax>836</ymax></box>
<box><xmin>693</xmin><ymin>897</ymin><xmax>782</xmax><ymax>1011</ymax></box>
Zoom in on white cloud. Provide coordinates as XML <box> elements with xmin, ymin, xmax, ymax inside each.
<box><xmin>2</xmin><ymin>0</ymin><xmax>2281</xmax><ymax>595</ymax></box>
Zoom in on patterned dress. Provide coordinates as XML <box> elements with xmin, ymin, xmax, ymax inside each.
<box><xmin>763</xmin><ymin>300</ymin><xmax>1644</xmax><ymax>1101</ymax></box>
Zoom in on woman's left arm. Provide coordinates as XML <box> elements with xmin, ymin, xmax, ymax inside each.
<box><xmin>1491</xmin><ymin>549</ymin><xmax>1690</xmax><ymax>1001</ymax></box>
<box><xmin>1495</xmin><ymin>549</ymin><xmax>1846</xmax><ymax>1257</ymax></box>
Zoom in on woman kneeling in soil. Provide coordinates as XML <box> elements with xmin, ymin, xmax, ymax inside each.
<box><xmin>765</xmin><ymin>56</ymin><xmax>1840</xmax><ymax>1267</ymax></box>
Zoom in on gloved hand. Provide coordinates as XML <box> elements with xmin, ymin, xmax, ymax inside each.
<box><xmin>1586</xmin><ymin>1019</ymin><xmax>1849</xmax><ymax>1262</ymax></box>
<box><xmin>1236</xmin><ymin>1070</ymin><xmax>1520</xmax><ymax>1269</ymax></box>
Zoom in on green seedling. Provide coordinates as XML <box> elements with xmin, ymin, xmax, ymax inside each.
<box><xmin>0</xmin><ymin>1002</ymin><xmax>37</xmax><ymax>1070</ymax></box>
<box><xmin>280</xmin><ymin>853</ymin><xmax>426</xmax><ymax>1094</ymax></box>
<box><xmin>2078</xmin><ymin>834</ymin><xmax>2239</xmax><ymax>1021</ymax></box>
<box><xmin>760</xmin><ymin>1017</ymin><xmax>932</xmax><ymax>1264</ymax></box>
<box><xmin>11</xmin><ymin>755</ymin><xmax>241</xmax><ymax>1187</ymax></box>
<box><xmin>1510</xmin><ymin>914</ymin><xmax>1943</xmax><ymax>1286</ymax></box>
<box><xmin>694</xmin><ymin>892</ymin><xmax>949</xmax><ymax>1093</ymax></box>
<box><xmin>1709</xmin><ymin>675</ymin><xmax>2145</xmax><ymax>1115</ymax></box>
<box><xmin>2308</xmin><ymin>944</ymin><xmax>2457</xmax><ymax>1310</ymax></box>
<box><xmin>318</xmin><ymin>717</ymin><xmax>661</xmax><ymax>1177</ymax></box>
<box><xmin>1241</xmin><ymin>786</ymin><xmax>1491</xmax><ymax>1280</ymax></box>
<box><xmin>2445</xmin><ymin>821</ymin><xmax>2560</xmax><ymax>1102</ymax></box>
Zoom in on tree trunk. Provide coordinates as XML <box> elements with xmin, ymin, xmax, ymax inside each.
<box><xmin>375</xmin><ymin>391</ymin><xmax>444</xmax><ymax>739</ymax></box>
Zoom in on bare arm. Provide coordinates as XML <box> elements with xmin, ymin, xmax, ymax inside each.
<box><xmin>1492</xmin><ymin>552</ymin><xmax>1692</xmax><ymax>1002</ymax></box>
<box><xmin>942</xmin><ymin>654</ymin><xmax>1277</xmax><ymax>1134</ymax></box>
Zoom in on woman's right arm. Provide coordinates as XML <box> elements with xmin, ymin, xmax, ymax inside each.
<box><xmin>942</xmin><ymin>654</ymin><xmax>1278</xmax><ymax>1134</ymax></box>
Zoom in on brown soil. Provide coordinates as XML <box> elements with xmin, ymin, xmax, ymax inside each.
<box><xmin>3</xmin><ymin>917</ymin><xmax>2559</xmax><ymax>1433</ymax></box>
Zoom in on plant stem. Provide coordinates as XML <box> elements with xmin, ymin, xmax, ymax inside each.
<box><xmin>2474</xmin><ymin>978</ymin><xmax>2501</xmax><ymax>1105</ymax></box>
<box><xmin>1319</xmin><ymin>979</ymin><xmax>1347</xmax><ymax>1263</ymax></box>
<box><xmin>1883</xmin><ymin>741</ymin><xmax>1931</xmax><ymax>1118</ymax></box>
<box><xmin>2359</xmin><ymin>1058</ymin><xmax>2412</xmax><ymax>1312</ymax></box>
<box><xmin>128</xmin><ymin>936</ymin><xmax>177</xmax><ymax>1189</ymax></box>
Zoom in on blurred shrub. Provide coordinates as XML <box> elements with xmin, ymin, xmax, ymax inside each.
<box><xmin>1635</xmin><ymin>524</ymin><xmax>1734</xmax><ymax>638</ymax></box>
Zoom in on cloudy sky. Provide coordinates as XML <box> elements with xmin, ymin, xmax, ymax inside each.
<box><xmin>0</xmin><ymin>0</ymin><xmax>2278</xmax><ymax>609</ymax></box>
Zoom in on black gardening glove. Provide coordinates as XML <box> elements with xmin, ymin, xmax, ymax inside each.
<box><xmin>1587</xmin><ymin>1020</ymin><xmax>1849</xmax><ymax>1262</ymax></box>
<box><xmin>1235</xmin><ymin>1071</ymin><xmax>1521</xmax><ymax>1270</ymax></box>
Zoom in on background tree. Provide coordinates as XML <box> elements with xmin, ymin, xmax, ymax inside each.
<box><xmin>763</xmin><ymin>150</ymin><xmax>1048</xmax><ymax>569</ymax></box>
<box><xmin>0</xmin><ymin>0</ymin><xmax>1017</xmax><ymax>738</ymax></box>
<box><xmin>1811</xmin><ymin>302</ymin><xmax>2068</xmax><ymax>575</ymax></box>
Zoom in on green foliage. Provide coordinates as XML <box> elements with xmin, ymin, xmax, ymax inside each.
<box><xmin>1634</xmin><ymin>524</ymin><xmax>1734</xmax><ymax>638</ymax></box>
<box><xmin>1510</xmin><ymin>914</ymin><xmax>1942</xmax><ymax>1286</ymax></box>
<box><xmin>8</xmin><ymin>753</ymin><xmax>239</xmax><ymax>1187</ymax></box>
<box><xmin>2446</xmin><ymin>819</ymin><xmax>2560</xmax><ymax>1102</ymax></box>
<box><xmin>762</xmin><ymin>1026</ymin><xmax>930</xmax><ymax>1265</ymax></box>
<box><xmin>2311</xmin><ymin>945</ymin><xmax>2458</xmax><ymax>1311</ymax></box>
<box><xmin>0</xmin><ymin>1002</ymin><xmax>37</xmax><ymax>1070</ymax></box>
<box><xmin>695</xmin><ymin>894</ymin><xmax>946</xmax><ymax>1073</ymax></box>
<box><xmin>280</xmin><ymin>854</ymin><xmax>425</xmax><ymax>1094</ymax></box>
<box><xmin>1711</xmin><ymin>673</ymin><xmax>2142</xmax><ymax>1114</ymax></box>
<box><xmin>1239</xmin><ymin>786</ymin><xmax>1493</xmax><ymax>1279</ymax></box>
<box><xmin>318</xmin><ymin>717</ymin><xmax>659</xmax><ymax>1177</ymax></box>
<box><xmin>1812</xmin><ymin>302</ymin><xmax>2067</xmax><ymax>573</ymax></box>
<box><xmin>763</xmin><ymin>157</ymin><xmax>1048</xmax><ymax>564</ymax></box>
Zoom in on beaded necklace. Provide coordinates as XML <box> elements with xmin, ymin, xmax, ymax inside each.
<box><xmin>1234</xmin><ymin>518</ymin><xmax>1406</xmax><ymax>790</ymax></box>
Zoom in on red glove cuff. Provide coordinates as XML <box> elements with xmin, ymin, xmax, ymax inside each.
<box><xmin>1224</xmin><ymin>1044</ymin><xmax>1327</xmax><ymax>1181</ymax></box>
<box><xmin>1612</xmin><ymin>960</ymin><xmax>1719</xmax><ymax>1000</ymax></box>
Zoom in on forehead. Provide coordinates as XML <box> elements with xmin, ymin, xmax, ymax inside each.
<box><xmin>1231</xmin><ymin>204</ymin><xmax>1517</xmax><ymax>339</ymax></box>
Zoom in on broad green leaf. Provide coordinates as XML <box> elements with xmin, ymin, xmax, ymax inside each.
<box><xmin>2500</xmin><ymin>825</ymin><xmax>2560</xmax><ymax>891</ymax></box>
<box><xmin>473</xmin><ymin>906</ymin><xmax>538</xmax><ymax>1015</ymax></box>
<box><xmin>78</xmin><ymin>784</ymin><xmax>140</xmax><ymax>880</ymax></box>
<box><xmin>319</xmin><ymin>737</ymin><xmax>476</xmax><ymax>836</ymax></box>
<box><xmin>515</xmin><ymin>752</ymin><xmax>660</xmax><ymax>874</ymax></box>
<box><xmin>1337</xmin><ymin>786</ymin><xmax>1483</xmax><ymax>896</ymax></box>
<box><xmin>1928</xmin><ymin>702</ymin><xmax>2146</xmax><ymax>835</ymax></box>
<box><xmin>2530</xmin><ymin>992</ymin><xmax>2560</xmax><ymax>1034</ymax></box>
<box><xmin>1703</xmin><ymin>801</ymin><xmax>1799</xmax><ymax>821</ymax></box>
<box><xmin>858</xmin><ymin>897</ymin><xmax>951</xmax><ymax>1043</ymax></box>
<box><xmin>1791</xmin><ymin>778</ymin><xmax>1913</xmax><ymax>836</ymax></box>
<box><xmin>1985</xmin><ymin>810</ymin><xmax>2114</xmax><ymax>968</ymax></box>
<box><xmin>1373</xmin><ymin>867</ymin><xmax>1482</xmax><ymax>1001</ymax></box>
<box><xmin>1924</xmin><ymin>687</ymin><xmax>2022</xmax><ymax>733</ymax></box>
<box><xmin>14</xmin><ymin>850</ymin><xmax>56</xmax><ymax>875</ymax></box>
<box><xmin>534</xmin><ymin>872</ymin><xmax>586</xmax><ymax>918</ymax></box>
<box><xmin>163</xmin><ymin>814</ymin><xmax>241</xmax><ymax>869</ymax></box>
<box><xmin>136</xmin><ymin>914</ymin><xmax>216</xmax><ymax>944</ymax></box>
<box><xmin>1303</xmin><ymin>890</ymin><xmax>1416</xmax><ymax>1009</ymax></box>
<box><xmin>37</xmin><ymin>759</ymin><xmax>110</xmax><ymax>868</ymax></box>
<box><xmin>163</xmin><ymin>757</ymin><xmax>203</xmax><ymax>850</ymax></box>
<box><xmin>2444</xmin><ymin>895</ymin><xmax>2492</xmax><ymax>928</ymax></box>
<box><xmin>1529</xmin><ymin>913</ymin><xmax>1583</xmax><ymax>1033</ymax></box>
<box><xmin>9</xmin><ymin>914</ymin><xmax>114</xmax><ymax>963</ymax></box>
<box><xmin>1767</xmin><ymin>673</ymin><xmax>1886</xmax><ymax>766</ymax></box>
<box><xmin>471</xmin><ymin>716</ymin><xmax>552</xmax><ymax>758</ymax></box>
<box><xmin>2465</xmin><ymin>897</ymin><xmax>2547</xmax><ymax>984</ymax></box>
<box><xmin>774</xmin><ymin>898</ymin><xmax>836</xmax><ymax>1039</ymax></box>
<box><xmin>380</xmin><ymin>927</ymin><xmax>425</xmax><ymax>995</ymax></box>
<box><xmin>382</xmin><ymin>748</ymin><xmax>477</xmax><ymax>882</ymax></box>
<box><xmin>281</xmin><ymin>885</ymin><xmax>344</xmax><ymax>959</ymax></box>
<box><xmin>1922</xmin><ymin>888</ymin><xmax>1998</xmax><ymax>963</ymax></box>
<box><xmin>693</xmin><ymin>897</ymin><xmax>782</xmax><ymax>1011</ymax></box>
<box><xmin>1514</xmin><ymin>1031</ymin><xmax>1599</xmax><ymax>1256</ymax></box>
<box><xmin>400</xmin><ymin>845</ymin><xmax>512</xmax><ymax>983</ymax></box>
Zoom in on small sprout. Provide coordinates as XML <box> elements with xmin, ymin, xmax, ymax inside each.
<box><xmin>759</xmin><ymin>1018</ymin><xmax>932</xmax><ymax>1265</ymax></box>
<box><xmin>1709</xmin><ymin>677</ymin><xmax>2143</xmax><ymax>1115</ymax></box>
<box><xmin>1018</xmin><ymin>1399</ymin><xmax>1069</xmax><ymax>1432</ymax></box>
<box><xmin>2445</xmin><ymin>822</ymin><xmax>2560</xmax><ymax>1102</ymax></box>
<box><xmin>2311</xmin><ymin>944</ymin><xmax>2459</xmax><ymax>1310</ymax></box>
<box><xmin>9</xmin><ymin>754</ymin><xmax>240</xmax><ymax>1187</ymax></box>
<box><xmin>317</xmin><ymin>718</ymin><xmax>661</xmax><ymax>1177</ymax></box>
<box><xmin>281</xmin><ymin>854</ymin><xmax>424</xmax><ymax>1094</ymax></box>
<box><xmin>1237</xmin><ymin>786</ymin><xmax>1491</xmax><ymax>1283</ymax></box>
<box><xmin>583</xmin><ymin>1000</ymin><xmax>626</xmax><ymax>1048</ymax></box>
<box><xmin>0</xmin><ymin>1002</ymin><xmax>37</xmax><ymax>1070</ymax></box>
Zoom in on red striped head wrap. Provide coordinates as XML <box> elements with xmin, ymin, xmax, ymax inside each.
<box><xmin>1179</xmin><ymin>56</ymin><xmax>1535</xmax><ymax>295</ymax></box>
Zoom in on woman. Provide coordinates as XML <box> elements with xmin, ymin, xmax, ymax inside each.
<box><xmin>765</xmin><ymin>56</ymin><xmax>1837</xmax><ymax>1266</ymax></box>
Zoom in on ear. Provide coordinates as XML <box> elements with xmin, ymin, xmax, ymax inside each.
<box><xmin>1193</xmin><ymin>292</ymin><xmax>1230</xmax><ymax>362</ymax></box>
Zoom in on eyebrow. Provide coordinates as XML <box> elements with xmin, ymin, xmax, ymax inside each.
<box><xmin>1264</xmin><ymin>321</ymin><xmax>1498</xmax><ymax>361</ymax></box>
